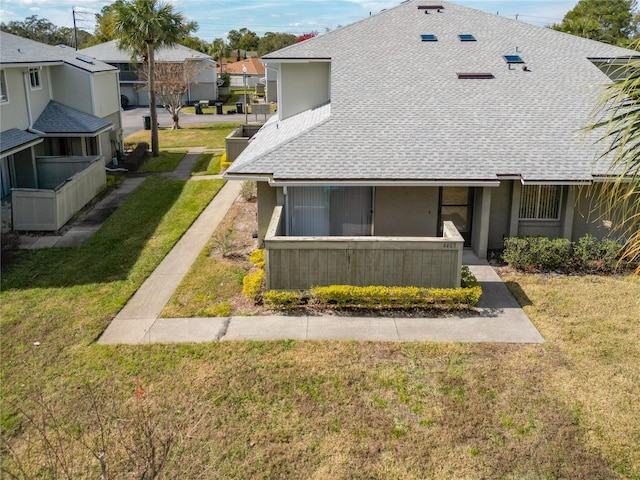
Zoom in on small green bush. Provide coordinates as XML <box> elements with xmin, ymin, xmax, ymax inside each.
<box><xmin>309</xmin><ymin>284</ymin><xmax>481</xmax><ymax>309</ymax></box>
<box><xmin>263</xmin><ymin>290</ymin><xmax>302</xmax><ymax>308</ymax></box>
<box><xmin>502</xmin><ymin>235</ymin><xmax>626</xmax><ymax>273</ymax></box>
<box><xmin>502</xmin><ymin>236</ymin><xmax>573</xmax><ymax>271</ymax></box>
<box><xmin>249</xmin><ymin>249</ymin><xmax>265</xmax><ymax>268</ymax></box>
<box><xmin>242</xmin><ymin>269</ymin><xmax>264</xmax><ymax>301</ymax></box>
<box><xmin>461</xmin><ymin>265</ymin><xmax>479</xmax><ymax>288</ymax></box>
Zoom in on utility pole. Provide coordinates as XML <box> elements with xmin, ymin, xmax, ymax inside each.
<box><xmin>72</xmin><ymin>9</ymin><xmax>78</xmax><ymax>50</ymax></box>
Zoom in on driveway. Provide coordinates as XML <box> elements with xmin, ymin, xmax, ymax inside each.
<box><xmin>120</xmin><ymin>106</ymin><xmax>262</xmax><ymax>138</ymax></box>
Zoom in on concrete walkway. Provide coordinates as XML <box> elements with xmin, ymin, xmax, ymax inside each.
<box><xmin>18</xmin><ymin>148</ymin><xmax>544</xmax><ymax>345</ymax></box>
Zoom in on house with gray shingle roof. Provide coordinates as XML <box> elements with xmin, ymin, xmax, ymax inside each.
<box><xmin>79</xmin><ymin>40</ymin><xmax>217</xmax><ymax>106</ymax></box>
<box><xmin>223</xmin><ymin>1</ymin><xmax>640</xmax><ymax>290</ymax></box>
<box><xmin>1</xmin><ymin>31</ymin><xmax>122</xmax><ymax>232</ymax></box>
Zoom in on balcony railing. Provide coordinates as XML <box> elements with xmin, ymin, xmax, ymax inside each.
<box><xmin>264</xmin><ymin>206</ymin><xmax>464</xmax><ymax>290</ymax></box>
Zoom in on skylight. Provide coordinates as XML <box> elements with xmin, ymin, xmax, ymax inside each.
<box><xmin>457</xmin><ymin>73</ymin><xmax>494</xmax><ymax>79</ymax></box>
<box><xmin>503</xmin><ymin>55</ymin><xmax>524</xmax><ymax>64</ymax></box>
<box><xmin>458</xmin><ymin>34</ymin><xmax>476</xmax><ymax>42</ymax></box>
<box><xmin>421</xmin><ymin>34</ymin><xmax>438</xmax><ymax>42</ymax></box>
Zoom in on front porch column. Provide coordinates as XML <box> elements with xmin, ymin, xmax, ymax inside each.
<box><xmin>472</xmin><ymin>187</ymin><xmax>492</xmax><ymax>259</ymax></box>
<box><xmin>562</xmin><ymin>186</ymin><xmax>575</xmax><ymax>240</ymax></box>
<box><xmin>509</xmin><ymin>181</ymin><xmax>521</xmax><ymax>237</ymax></box>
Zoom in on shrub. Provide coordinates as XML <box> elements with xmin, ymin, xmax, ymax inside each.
<box><xmin>309</xmin><ymin>284</ymin><xmax>481</xmax><ymax>309</ymax></box>
<box><xmin>574</xmin><ymin>235</ymin><xmax>623</xmax><ymax>273</ymax></box>
<box><xmin>502</xmin><ymin>235</ymin><xmax>627</xmax><ymax>273</ymax></box>
<box><xmin>460</xmin><ymin>265</ymin><xmax>479</xmax><ymax>288</ymax></box>
<box><xmin>240</xmin><ymin>181</ymin><xmax>256</xmax><ymax>201</ymax></box>
<box><xmin>263</xmin><ymin>290</ymin><xmax>302</xmax><ymax>308</ymax></box>
<box><xmin>242</xmin><ymin>269</ymin><xmax>264</xmax><ymax>301</ymax></box>
<box><xmin>220</xmin><ymin>152</ymin><xmax>232</xmax><ymax>171</ymax></box>
<box><xmin>502</xmin><ymin>236</ymin><xmax>572</xmax><ymax>271</ymax></box>
<box><xmin>249</xmin><ymin>249</ymin><xmax>265</xmax><ymax>268</ymax></box>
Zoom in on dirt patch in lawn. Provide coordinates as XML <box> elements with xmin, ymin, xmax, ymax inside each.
<box><xmin>161</xmin><ymin>193</ymin><xmax>262</xmax><ymax>317</ymax></box>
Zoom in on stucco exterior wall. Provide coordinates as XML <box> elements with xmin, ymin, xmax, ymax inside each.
<box><xmin>92</xmin><ymin>71</ymin><xmax>120</xmax><ymax>118</ymax></box>
<box><xmin>0</xmin><ymin>68</ymin><xmax>29</xmax><ymax>130</ymax></box>
<box><xmin>373</xmin><ymin>187</ymin><xmax>439</xmax><ymax>236</ymax></box>
<box><xmin>28</xmin><ymin>67</ymin><xmax>52</xmax><ymax>121</ymax></box>
<box><xmin>50</xmin><ymin>65</ymin><xmax>92</xmax><ymax>114</ymax></box>
<box><xmin>278</xmin><ymin>62</ymin><xmax>330</xmax><ymax>120</ymax></box>
<box><xmin>572</xmin><ymin>184</ymin><xmax>618</xmax><ymax>240</ymax></box>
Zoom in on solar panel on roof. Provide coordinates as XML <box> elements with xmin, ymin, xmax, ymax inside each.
<box><xmin>504</xmin><ymin>55</ymin><xmax>524</xmax><ymax>64</ymax></box>
<box><xmin>421</xmin><ymin>34</ymin><xmax>438</xmax><ymax>42</ymax></box>
<box><xmin>458</xmin><ymin>34</ymin><xmax>476</xmax><ymax>41</ymax></box>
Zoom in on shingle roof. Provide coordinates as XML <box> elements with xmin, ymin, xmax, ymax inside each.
<box><xmin>33</xmin><ymin>101</ymin><xmax>112</xmax><ymax>134</ymax></box>
<box><xmin>79</xmin><ymin>40</ymin><xmax>212</xmax><ymax>63</ymax></box>
<box><xmin>0</xmin><ymin>128</ymin><xmax>42</xmax><ymax>156</ymax></box>
<box><xmin>0</xmin><ymin>32</ymin><xmax>116</xmax><ymax>73</ymax></box>
<box><xmin>224</xmin><ymin>57</ymin><xmax>265</xmax><ymax>75</ymax></box>
<box><xmin>228</xmin><ymin>0</ymin><xmax>640</xmax><ymax>183</ymax></box>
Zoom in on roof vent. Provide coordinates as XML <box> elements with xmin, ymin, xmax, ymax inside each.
<box><xmin>418</xmin><ymin>5</ymin><xmax>444</xmax><ymax>13</ymax></box>
<box><xmin>457</xmin><ymin>72</ymin><xmax>494</xmax><ymax>79</ymax></box>
<box><xmin>420</xmin><ymin>34</ymin><xmax>438</xmax><ymax>42</ymax></box>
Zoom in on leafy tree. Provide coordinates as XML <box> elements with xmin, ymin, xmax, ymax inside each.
<box><xmin>91</xmin><ymin>4</ymin><xmax>117</xmax><ymax>44</ymax></box>
<box><xmin>588</xmin><ymin>42</ymin><xmax>640</xmax><ymax>271</ymax></box>
<box><xmin>180</xmin><ymin>35</ymin><xmax>209</xmax><ymax>53</ymax></box>
<box><xmin>143</xmin><ymin>61</ymin><xmax>208</xmax><ymax>129</ymax></box>
<box><xmin>551</xmin><ymin>0</ymin><xmax>639</xmax><ymax>46</ymax></box>
<box><xmin>258</xmin><ymin>32</ymin><xmax>297</xmax><ymax>56</ymax></box>
<box><xmin>113</xmin><ymin>0</ymin><xmax>194</xmax><ymax>157</ymax></box>
<box><xmin>0</xmin><ymin>15</ymin><xmax>94</xmax><ymax>47</ymax></box>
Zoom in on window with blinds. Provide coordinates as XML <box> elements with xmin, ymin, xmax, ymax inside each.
<box><xmin>519</xmin><ymin>185</ymin><xmax>561</xmax><ymax>220</ymax></box>
<box><xmin>288</xmin><ymin>186</ymin><xmax>373</xmax><ymax>236</ymax></box>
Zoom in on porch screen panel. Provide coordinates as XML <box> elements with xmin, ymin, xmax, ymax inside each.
<box><xmin>329</xmin><ymin>187</ymin><xmax>372</xmax><ymax>236</ymax></box>
<box><xmin>289</xmin><ymin>187</ymin><xmax>330</xmax><ymax>236</ymax></box>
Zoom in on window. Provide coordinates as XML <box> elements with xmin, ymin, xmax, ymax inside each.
<box><xmin>519</xmin><ymin>185</ymin><xmax>561</xmax><ymax>220</ymax></box>
<box><xmin>288</xmin><ymin>187</ymin><xmax>373</xmax><ymax>236</ymax></box>
<box><xmin>0</xmin><ymin>70</ymin><xmax>7</xmax><ymax>103</ymax></box>
<box><xmin>458</xmin><ymin>34</ymin><xmax>476</xmax><ymax>41</ymax></box>
<box><xmin>29</xmin><ymin>68</ymin><xmax>41</xmax><ymax>89</ymax></box>
<box><xmin>420</xmin><ymin>34</ymin><xmax>438</xmax><ymax>42</ymax></box>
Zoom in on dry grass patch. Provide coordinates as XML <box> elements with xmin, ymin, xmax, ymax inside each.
<box><xmin>161</xmin><ymin>196</ymin><xmax>259</xmax><ymax>317</ymax></box>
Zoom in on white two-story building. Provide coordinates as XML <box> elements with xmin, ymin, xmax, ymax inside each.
<box><xmin>1</xmin><ymin>32</ymin><xmax>122</xmax><ymax>232</ymax></box>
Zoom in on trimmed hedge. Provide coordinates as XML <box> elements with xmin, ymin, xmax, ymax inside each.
<box><xmin>249</xmin><ymin>249</ymin><xmax>265</xmax><ymax>268</ymax></box>
<box><xmin>502</xmin><ymin>235</ymin><xmax>627</xmax><ymax>273</ymax></box>
<box><xmin>263</xmin><ymin>283</ymin><xmax>482</xmax><ymax>310</ymax></box>
<box><xmin>220</xmin><ymin>152</ymin><xmax>232</xmax><ymax>170</ymax></box>
<box><xmin>242</xmin><ymin>269</ymin><xmax>264</xmax><ymax>301</ymax></box>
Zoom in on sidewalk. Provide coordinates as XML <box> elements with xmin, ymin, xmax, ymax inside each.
<box><xmin>17</xmin><ymin>149</ymin><xmax>544</xmax><ymax>345</ymax></box>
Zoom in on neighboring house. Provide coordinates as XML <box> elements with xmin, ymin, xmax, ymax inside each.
<box><xmin>1</xmin><ymin>32</ymin><xmax>121</xmax><ymax>232</ymax></box>
<box><xmin>224</xmin><ymin>0</ymin><xmax>640</xmax><ymax>290</ymax></box>
<box><xmin>222</xmin><ymin>57</ymin><xmax>265</xmax><ymax>88</ymax></box>
<box><xmin>79</xmin><ymin>41</ymin><xmax>217</xmax><ymax>106</ymax></box>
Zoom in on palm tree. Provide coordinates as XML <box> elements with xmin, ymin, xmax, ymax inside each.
<box><xmin>589</xmin><ymin>43</ymin><xmax>640</xmax><ymax>272</ymax></box>
<box><xmin>113</xmin><ymin>0</ymin><xmax>191</xmax><ymax>157</ymax></box>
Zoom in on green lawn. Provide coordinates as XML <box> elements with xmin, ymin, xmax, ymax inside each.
<box><xmin>191</xmin><ymin>151</ymin><xmax>222</xmax><ymax>176</ymax></box>
<box><xmin>125</xmin><ymin>122</ymin><xmax>241</xmax><ymax>149</ymax></box>
<box><xmin>2</xmin><ymin>200</ymin><xmax>639</xmax><ymax>480</ymax></box>
<box><xmin>138</xmin><ymin>150</ymin><xmax>187</xmax><ymax>173</ymax></box>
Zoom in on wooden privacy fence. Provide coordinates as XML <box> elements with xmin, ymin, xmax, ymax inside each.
<box><xmin>264</xmin><ymin>206</ymin><xmax>464</xmax><ymax>290</ymax></box>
